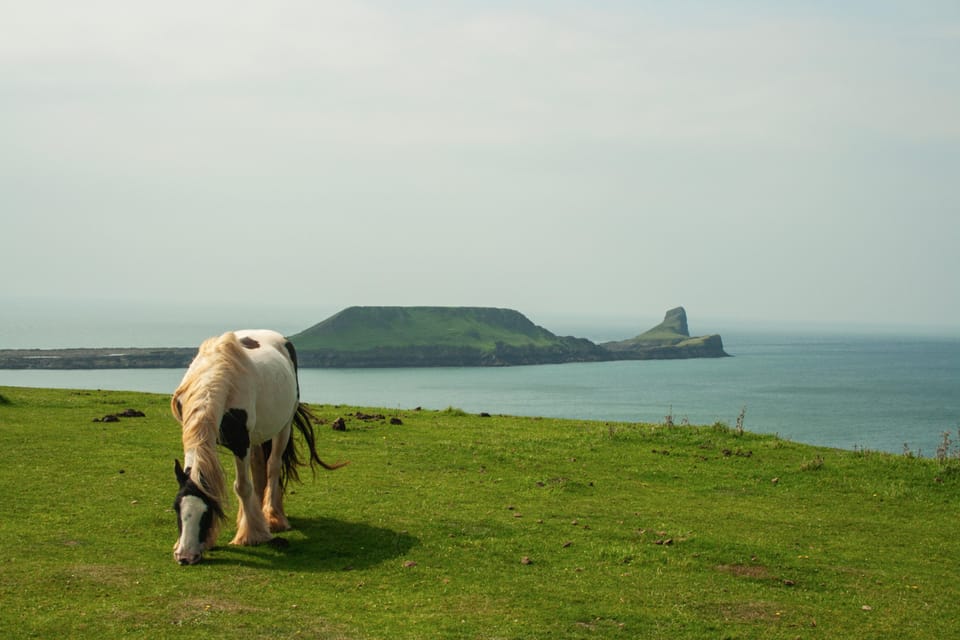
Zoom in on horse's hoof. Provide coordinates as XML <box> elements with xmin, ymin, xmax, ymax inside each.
<box><xmin>266</xmin><ymin>518</ymin><xmax>291</xmax><ymax>533</ymax></box>
<box><xmin>230</xmin><ymin>534</ymin><xmax>271</xmax><ymax>546</ymax></box>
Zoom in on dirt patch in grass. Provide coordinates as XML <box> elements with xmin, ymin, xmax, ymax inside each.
<box><xmin>170</xmin><ymin>597</ymin><xmax>263</xmax><ymax>627</ymax></box>
<box><xmin>61</xmin><ymin>563</ymin><xmax>142</xmax><ymax>588</ymax></box>
<box><xmin>180</xmin><ymin>597</ymin><xmax>261</xmax><ymax>614</ymax></box>
<box><xmin>715</xmin><ymin>563</ymin><xmax>774</xmax><ymax>580</ymax></box>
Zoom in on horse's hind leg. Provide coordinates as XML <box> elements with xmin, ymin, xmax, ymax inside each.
<box><xmin>250</xmin><ymin>443</ymin><xmax>267</xmax><ymax>504</ymax></box>
<box><xmin>263</xmin><ymin>426</ymin><xmax>292</xmax><ymax>532</ymax></box>
<box><xmin>230</xmin><ymin>452</ymin><xmax>273</xmax><ymax>546</ymax></box>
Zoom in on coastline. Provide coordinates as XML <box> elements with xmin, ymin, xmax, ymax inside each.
<box><xmin>0</xmin><ymin>332</ymin><xmax>957</xmax><ymax>457</ymax></box>
<box><xmin>0</xmin><ymin>343</ymin><xmax>728</xmax><ymax>369</ymax></box>
<box><xmin>0</xmin><ymin>306</ymin><xmax>729</xmax><ymax>369</ymax></box>
<box><xmin>0</xmin><ymin>347</ymin><xmax>196</xmax><ymax>369</ymax></box>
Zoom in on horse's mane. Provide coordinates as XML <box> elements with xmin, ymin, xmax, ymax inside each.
<box><xmin>171</xmin><ymin>332</ymin><xmax>250</xmax><ymax>527</ymax></box>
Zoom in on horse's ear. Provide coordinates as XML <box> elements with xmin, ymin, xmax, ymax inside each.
<box><xmin>174</xmin><ymin>459</ymin><xmax>188</xmax><ymax>485</ymax></box>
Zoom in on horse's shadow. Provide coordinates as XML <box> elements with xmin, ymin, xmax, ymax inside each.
<box><xmin>204</xmin><ymin>517</ymin><xmax>418</xmax><ymax>572</ymax></box>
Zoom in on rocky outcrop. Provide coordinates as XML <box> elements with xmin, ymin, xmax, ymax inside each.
<box><xmin>601</xmin><ymin>307</ymin><xmax>728</xmax><ymax>359</ymax></box>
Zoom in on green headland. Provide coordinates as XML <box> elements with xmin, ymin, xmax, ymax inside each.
<box><xmin>290</xmin><ymin>305</ymin><xmax>727</xmax><ymax>367</ymax></box>
<box><xmin>0</xmin><ymin>305</ymin><xmax>728</xmax><ymax>369</ymax></box>
<box><xmin>288</xmin><ymin>306</ymin><xmax>606</xmax><ymax>367</ymax></box>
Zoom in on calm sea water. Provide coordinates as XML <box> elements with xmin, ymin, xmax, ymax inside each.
<box><xmin>1</xmin><ymin>325</ymin><xmax>958</xmax><ymax>457</ymax></box>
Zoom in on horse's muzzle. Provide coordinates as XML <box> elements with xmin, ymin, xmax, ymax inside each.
<box><xmin>176</xmin><ymin>553</ymin><xmax>202</xmax><ymax>565</ymax></box>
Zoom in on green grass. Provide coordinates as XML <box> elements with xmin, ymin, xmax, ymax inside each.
<box><xmin>1</xmin><ymin>385</ymin><xmax>958</xmax><ymax>639</ymax></box>
<box><xmin>676</xmin><ymin>335</ymin><xmax>713</xmax><ymax>348</ymax></box>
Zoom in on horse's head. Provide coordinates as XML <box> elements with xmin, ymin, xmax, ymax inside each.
<box><xmin>172</xmin><ymin>459</ymin><xmax>224</xmax><ymax>565</ymax></box>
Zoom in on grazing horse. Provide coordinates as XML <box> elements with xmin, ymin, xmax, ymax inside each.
<box><xmin>170</xmin><ymin>329</ymin><xmax>346</xmax><ymax>565</ymax></box>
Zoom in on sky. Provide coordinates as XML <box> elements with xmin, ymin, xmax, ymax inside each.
<box><xmin>2</xmin><ymin>0</ymin><xmax>959</xmax><ymax>337</ymax></box>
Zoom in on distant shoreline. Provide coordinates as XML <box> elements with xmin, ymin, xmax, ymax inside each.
<box><xmin>0</xmin><ymin>343</ymin><xmax>730</xmax><ymax>370</ymax></box>
<box><xmin>0</xmin><ymin>305</ymin><xmax>730</xmax><ymax>369</ymax></box>
<box><xmin>0</xmin><ymin>347</ymin><xmax>196</xmax><ymax>370</ymax></box>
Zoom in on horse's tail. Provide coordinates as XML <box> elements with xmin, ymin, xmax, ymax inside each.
<box><xmin>277</xmin><ymin>403</ymin><xmax>349</xmax><ymax>492</ymax></box>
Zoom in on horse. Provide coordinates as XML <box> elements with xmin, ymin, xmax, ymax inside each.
<box><xmin>170</xmin><ymin>329</ymin><xmax>346</xmax><ymax>565</ymax></box>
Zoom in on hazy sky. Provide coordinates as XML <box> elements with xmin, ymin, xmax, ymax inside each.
<box><xmin>3</xmin><ymin>1</ymin><xmax>958</xmax><ymax>332</ymax></box>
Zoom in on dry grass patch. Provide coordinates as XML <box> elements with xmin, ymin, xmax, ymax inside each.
<box><xmin>714</xmin><ymin>563</ymin><xmax>774</xmax><ymax>580</ymax></box>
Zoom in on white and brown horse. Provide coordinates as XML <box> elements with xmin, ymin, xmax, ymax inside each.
<box><xmin>170</xmin><ymin>329</ymin><xmax>346</xmax><ymax>565</ymax></box>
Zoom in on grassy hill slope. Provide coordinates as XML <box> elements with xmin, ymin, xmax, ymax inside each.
<box><xmin>291</xmin><ymin>306</ymin><xmax>561</xmax><ymax>350</ymax></box>
<box><xmin>289</xmin><ymin>306</ymin><xmax>606</xmax><ymax>366</ymax></box>
<box><xmin>629</xmin><ymin>305</ymin><xmax>691</xmax><ymax>345</ymax></box>
<box><xmin>1</xmin><ymin>385</ymin><xmax>958</xmax><ymax>639</ymax></box>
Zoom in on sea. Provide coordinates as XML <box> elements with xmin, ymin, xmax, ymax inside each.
<box><xmin>1</xmin><ymin>310</ymin><xmax>958</xmax><ymax>457</ymax></box>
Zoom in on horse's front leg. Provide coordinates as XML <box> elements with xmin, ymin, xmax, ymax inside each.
<box><xmin>230</xmin><ymin>450</ymin><xmax>273</xmax><ymax>546</ymax></box>
<box><xmin>263</xmin><ymin>425</ymin><xmax>292</xmax><ymax>533</ymax></box>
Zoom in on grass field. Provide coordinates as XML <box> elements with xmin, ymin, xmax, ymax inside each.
<box><xmin>1</xmin><ymin>385</ymin><xmax>958</xmax><ymax>639</ymax></box>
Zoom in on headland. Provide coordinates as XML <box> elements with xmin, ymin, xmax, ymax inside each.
<box><xmin>0</xmin><ymin>306</ymin><xmax>727</xmax><ymax>369</ymax></box>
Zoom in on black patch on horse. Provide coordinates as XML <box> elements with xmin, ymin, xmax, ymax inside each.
<box><xmin>283</xmin><ymin>340</ymin><xmax>299</xmax><ymax>371</ymax></box>
<box><xmin>173</xmin><ymin>459</ymin><xmax>225</xmax><ymax>537</ymax></box>
<box><xmin>239</xmin><ymin>336</ymin><xmax>260</xmax><ymax>349</ymax></box>
<box><xmin>219</xmin><ymin>408</ymin><xmax>250</xmax><ymax>458</ymax></box>
<box><xmin>284</xmin><ymin>340</ymin><xmax>301</xmax><ymax>399</ymax></box>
